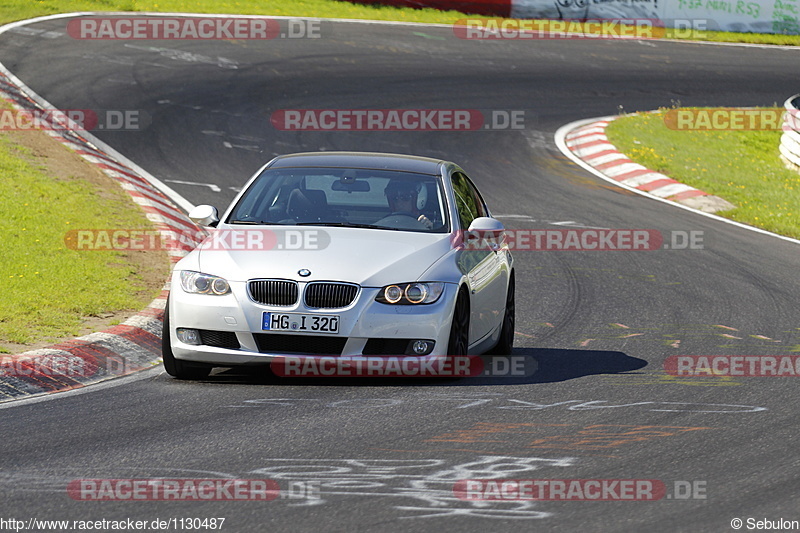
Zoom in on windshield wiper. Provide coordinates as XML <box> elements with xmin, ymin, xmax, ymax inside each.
<box><xmin>293</xmin><ymin>222</ymin><xmax>393</xmax><ymax>229</ymax></box>
<box><xmin>229</xmin><ymin>219</ymin><xmax>279</xmax><ymax>225</ymax></box>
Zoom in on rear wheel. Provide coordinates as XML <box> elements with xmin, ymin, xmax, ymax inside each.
<box><xmin>489</xmin><ymin>273</ymin><xmax>515</xmax><ymax>355</ymax></box>
<box><xmin>162</xmin><ymin>298</ymin><xmax>211</xmax><ymax>380</ymax></box>
<box><xmin>447</xmin><ymin>288</ymin><xmax>470</xmax><ymax>356</ymax></box>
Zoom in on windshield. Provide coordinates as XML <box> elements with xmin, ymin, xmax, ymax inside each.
<box><xmin>227</xmin><ymin>167</ymin><xmax>449</xmax><ymax>233</ymax></box>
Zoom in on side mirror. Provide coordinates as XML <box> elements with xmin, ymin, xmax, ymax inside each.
<box><xmin>464</xmin><ymin>217</ymin><xmax>505</xmax><ymax>252</ymax></box>
<box><xmin>467</xmin><ymin>217</ymin><xmax>505</xmax><ymax>233</ymax></box>
<box><xmin>188</xmin><ymin>205</ymin><xmax>220</xmax><ymax>227</ymax></box>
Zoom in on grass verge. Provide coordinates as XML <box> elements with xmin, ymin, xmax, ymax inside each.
<box><xmin>0</xmin><ymin>125</ymin><xmax>168</xmax><ymax>353</ymax></box>
<box><xmin>605</xmin><ymin>109</ymin><xmax>800</xmax><ymax>238</ymax></box>
<box><xmin>0</xmin><ymin>0</ymin><xmax>797</xmax><ymax>46</ymax></box>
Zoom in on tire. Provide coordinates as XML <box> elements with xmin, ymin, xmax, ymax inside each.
<box><xmin>162</xmin><ymin>298</ymin><xmax>211</xmax><ymax>380</ymax></box>
<box><xmin>447</xmin><ymin>287</ymin><xmax>470</xmax><ymax>356</ymax></box>
<box><xmin>489</xmin><ymin>273</ymin><xmax>515</xmax><ymax>355</ymax></box>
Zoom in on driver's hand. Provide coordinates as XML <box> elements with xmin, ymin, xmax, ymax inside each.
<box><xmin>418</xmin><ymin>215</ymin><xmax>433</xmax><ymax>229</ymax></box>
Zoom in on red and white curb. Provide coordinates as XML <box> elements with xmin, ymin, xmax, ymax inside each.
<box><xmin>0</xmin><ymin>65</ymin><xmax>202</xmax><ymax>402</ymax></box>
<box><xmin>564</xmin><ymin>118</ymin><xmax>735</xmax><ymax>213</ymax></box>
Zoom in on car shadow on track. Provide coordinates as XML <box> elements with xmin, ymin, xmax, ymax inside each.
<box><xmin>165</xmin><ymin>348</ymin><xmax>647</xmax><ymax>387</ymax></box>
<box><xmin>470</xmin><ymin>348</ymin><xmax>648</xmax><ymax>386</ymax></box>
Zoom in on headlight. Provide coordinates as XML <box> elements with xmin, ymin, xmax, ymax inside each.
<box><xmin>375</xmin><ymin>282</ymin><xmax>444</xmax><ymax>305</ymax></box>
<box><xmin>180</xmin><ymin>271</ymin><xmax>231</xmax><ymax>295</ymax></box>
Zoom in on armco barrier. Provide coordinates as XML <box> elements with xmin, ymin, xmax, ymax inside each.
<box><xmin>779</xmin><ymin>94</ymin><xmax>800</xmax><ymax>171</ymax></box>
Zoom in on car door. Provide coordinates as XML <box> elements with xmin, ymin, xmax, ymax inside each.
<box><xmin>450</xmin><ymin>171</ymin><xmax>507</xmax><ymax>344</ymax></box>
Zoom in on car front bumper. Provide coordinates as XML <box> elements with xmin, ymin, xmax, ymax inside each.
<box><xmin>167</xmin><ymin>275</ymin><xmax>459</xmax><ymax>366</ymax></box>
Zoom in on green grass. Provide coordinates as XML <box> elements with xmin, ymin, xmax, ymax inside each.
<box><xmin>605</xmin><ymin>109</ymin><xmax>800</xmax><ymax>238</ymax></box>
<box><xmin>0</xmin><ymin>0</ymin><xmax>798</xmax><ymax>46</ymax></box>
<box><xmin>0</xmin><ymin>134</ymin><xmax>160</xmax><ymax>349</ymax></box>
<box><xmin>689</xmin><ymin>30</ymin><xmax>800</xmax><ymax>46</ymax></box>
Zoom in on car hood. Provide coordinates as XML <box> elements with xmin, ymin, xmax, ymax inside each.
<box><xmin>195</xmin><ymin>226</ymin><xmax>454</xmax><ymax>286</ymax></box>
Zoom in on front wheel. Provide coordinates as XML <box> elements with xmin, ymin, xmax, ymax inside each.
<box><xmin>447</xmin><ymin>288</ymin><xmax>470</xmax><ymax>356</ymax></box>
<box><xmin>489</xmin><ymin>273</ymin><xmax>515</xmax><ymax>355</ymax></box>
<box><xmin>162</xmin><ymin>298</ymin><xmax>211</xmax><ymax>380</ymax></box>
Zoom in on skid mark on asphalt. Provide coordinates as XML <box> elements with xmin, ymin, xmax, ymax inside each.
<box><xmin>420</xmin><ymin>422</ymin><xmax>713</xmax><ymax>457</ymax></box>
<box><xmin>7</xmin><ymin>26</ymin><xmax>63</xmax><ymax>39</ymax></box>
<box><xmin>513</xmin><ymin>322</ymin><xmax>800</xmax><ymax>386</ymax></box>
<box><xmin>535</xmin><ymin>266</ymin><xmax>682</xmax><ymax>286</ymax></box>
<box><xmin>123</xmin><ymin>44</ymin><xmax>240</xmax><ymax>69</ymax></box>
<box><xmin>601</xmin><ymin>372</ymin><xmax>741</xmax><ymax>387</ymax></box>
<box><xmin>538</xmin><ymin>322</ymin><xmax>800</xmax><ymax>353</ymax></box>
<box><xmin>528</xmin><ymin>142</ymin><xmax>639</xmax><ymax>195</ymax></box>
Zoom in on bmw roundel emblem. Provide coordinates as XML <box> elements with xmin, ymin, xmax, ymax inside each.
<box><xmin>298</xmin><ymin>269</ymin><xmax>311</xmax><ymax>277</ymax></box>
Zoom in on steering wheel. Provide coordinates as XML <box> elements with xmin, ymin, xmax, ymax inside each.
<box><xmin>375</xmin><ymin>213</ymin><xmax>428</xmax><ymax>230</ymax></box>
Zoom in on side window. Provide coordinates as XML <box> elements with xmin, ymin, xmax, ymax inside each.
<box><xmin>465</xmin><ymin>175</ymin><xmax>489</xmax><ymax>219</ymax></box>
<box><xmin>451</xmin><ymin>172</ymin><xmax>488</xmax><ymax>229</ymax></box>
<box><xmin>451</xmin><ymin>172</ymin><xmax>478</xmax><ymax>230</ymax></box>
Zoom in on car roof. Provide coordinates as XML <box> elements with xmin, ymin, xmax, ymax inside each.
<box><xmin>267</xmin><ymin>152</ymin><xmax>446</xmax><ymax>175</ymax></box>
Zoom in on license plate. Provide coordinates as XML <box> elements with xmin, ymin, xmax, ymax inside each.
<box><xmin>262</xmin><ymin>312</ymin><xmax>340</xmax><ymax>333</ymax></box>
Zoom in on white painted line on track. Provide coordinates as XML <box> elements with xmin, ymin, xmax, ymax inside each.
<box><xmin>164</xmin><ymin>179</ymin><xmax>222</xmax><ymax>192</ymax></box>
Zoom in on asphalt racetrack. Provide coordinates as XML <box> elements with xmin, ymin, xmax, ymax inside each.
<box><xmin>1</xmin><ymin>15</ymin><xmax>800</xmax><ymax>532</ymax></box>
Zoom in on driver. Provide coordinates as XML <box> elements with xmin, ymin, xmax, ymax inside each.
<box><xmin>384</xmin><ymin>180</ymin><xmax>433</xmax><ymax>229</ymax></box>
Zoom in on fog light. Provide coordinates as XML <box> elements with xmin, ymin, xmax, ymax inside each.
<box><xmin>176</xmin><ymin>328</ymin><xmax>201</xmax><ymax>345</ymax></box>
<box><xmin>411</xmin><ymin>340</ymin><xmax>434</xmax><ymax>355</ymax></box>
